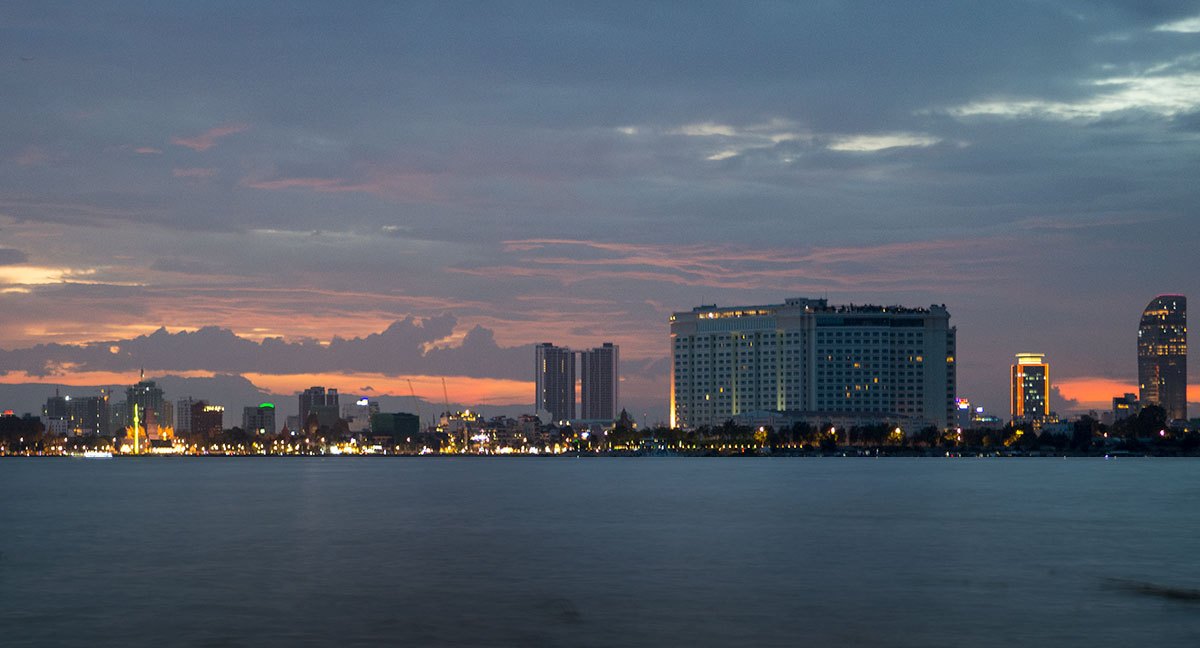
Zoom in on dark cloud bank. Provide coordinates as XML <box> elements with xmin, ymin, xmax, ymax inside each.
<box><xmin>0</xmin><ymin>248</ymin><xmax>29</xmax><ymax>265</ymax></box>
<box><xmin>0</xmin><ymin>315</ymin><xmax>529</xmax><ymax>381</ymax></box>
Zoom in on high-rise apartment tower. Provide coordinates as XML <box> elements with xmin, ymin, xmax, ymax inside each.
<box><xmin>580</xmin><ymin>343</ymin><xmax>619</xmax><ymax>420</ymax></box>
<box><xmin>535</xmin><ymin>343</ymin><xmax>575</xmax><ymax>421</ymax></box>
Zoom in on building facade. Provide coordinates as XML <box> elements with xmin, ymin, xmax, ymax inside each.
<box><xmin>242</xmin><ymin>403</ymin><xmax>276</xmax><ymax>435</ymax></box>
<box><xmin>71</xmin><ymin>395</ymin><xmax>110</xmax><ymax>436</ymax></box>
<box><xmin>1010</xmin><ymin>353</ymin><xmax>1049</xmax><ymax>424</ymax></box>
<box><xmin>191</xmin><ymin>402</ymin><xmax>224</xmax><ymax>439</ymax></box>
<box><xmin>43</xmin><ymin>392</ymin><xmax>110</xmax><ymax>436</ymax></box>
<box><xmin>299</xmin><ymin>386</ymin><xmax>340</xmax><ymax>428</ymax></box>
<box><xmin>580</xmin><ymin>343</ymin><xmax>620</xmax><ymax>420</ymax></box>
<box><xmin>1112</xmin><ymin>393</ymin><xmax>1140</xmax><ymax>422</ymax></box>
<box><xmin>670</xmin><ymin>298</ymin><xmax>956</xmax><ymax>430</ymax></box>
<box><xmin>177</xmin><ymin>397</ymin><xmax>199</xmax><ymax>437</ymax></box>
<box><xmin>1138</xmin><ymin>295</ymin><xmax>1187</xmax><ymax>421</ymax></box>
<box><xmin>535</xmin><ymin>343</ymin><xmax>576</xmax><ymax>422</ymax></box>
<box><xmin>341</xmin><ymin>398</ymin><xmax>380</xmax><ymax>433</ymax></box>
<box><xmin>370</xmin><ymin>412</ymin><xmax>420</xmax><ymax>442</ymax></box>
<box><xmin>126</xmin><ymin>378</ymin><xmax>166</xmax><ymax>434</ymax></box>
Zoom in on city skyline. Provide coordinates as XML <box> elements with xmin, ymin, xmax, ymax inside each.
<box><xmin>2</xmin><ymin>4</ymin><xmax>1199</xmax><ymax>422</ymax></box>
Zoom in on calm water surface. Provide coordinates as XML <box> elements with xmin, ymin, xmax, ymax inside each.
<box><xmin>2</xmin><ymin>457</ymin><xmax>1199</xmax><ymax>647</ymax></box>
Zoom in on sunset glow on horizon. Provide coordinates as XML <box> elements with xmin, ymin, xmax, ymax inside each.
<box><xmin>2</xmin><ymin>4</ymin><xmax>1197</xmax><ymax>421</ymax></box>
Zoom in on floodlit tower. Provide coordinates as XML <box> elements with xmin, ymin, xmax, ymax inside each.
<box><xmin>1010</xmin><ymin>353</ymin><xmax>1049</xmax><ymax>424</ymax></box>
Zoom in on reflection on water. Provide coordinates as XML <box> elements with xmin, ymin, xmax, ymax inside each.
<box><xmin>2</xmin><ymin>457</ymin><xmax>1199</xmax><ymax>647</ymax></box>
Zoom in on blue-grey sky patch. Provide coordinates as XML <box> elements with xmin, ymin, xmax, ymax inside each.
<box><xmin>2</xmin><ymin>1</ymin><xmax>1199</xmax><ymax>420</ymax></box>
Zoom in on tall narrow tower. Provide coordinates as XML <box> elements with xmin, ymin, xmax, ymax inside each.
<box><xmin>535</xmin><ymin>343</ymin><xmax>575</xmax><ymax>422</ymax></box>
<box><xmin>1138</xmin><ymin>295</ymin><xmax>1187</xmax><ymax>421</ymax></box>
<box><xmin>580</xmin><ymin>343</ymin><xmax>619</xmax><ymax>420</ymax></box>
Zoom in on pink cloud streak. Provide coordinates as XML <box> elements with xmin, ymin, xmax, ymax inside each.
<box><xmin>464</xmin><ymin>237</ymin><xmax>1010</xmax><ymax>290</ymax></box>
<box><xmin>171</xmin><ymin>123</ymin><xmax>249</xmax><ymax>152</ymax></box>
<box><xmin>240</xmin><ymin>167</ymin><xmax>441</xmax><ymax>202</ymax></box>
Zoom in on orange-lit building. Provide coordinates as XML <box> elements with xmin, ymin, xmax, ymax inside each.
<box><xmin>1010</xmin><ymin>353</ymin><xmax>1049</xmax><ymax>424</ymax></box>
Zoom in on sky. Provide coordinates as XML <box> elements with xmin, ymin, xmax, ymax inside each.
<box><xmin>2</xmin><ymin>1</ymin><xmax>1198</xmax><ymax>424</ymax></box>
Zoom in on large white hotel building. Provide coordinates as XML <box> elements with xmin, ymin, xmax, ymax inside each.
<box><xmin>670</xmin><ymin>298</ymin><xmax>956</xmax><ymax>430</ymax></box>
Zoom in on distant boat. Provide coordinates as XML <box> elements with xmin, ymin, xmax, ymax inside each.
<box><xmin>80</xmin><ymin>450</ymin><xmax>113</xmax><ymax>458</ymax></box>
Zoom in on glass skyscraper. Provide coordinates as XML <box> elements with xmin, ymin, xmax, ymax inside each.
<box><xmin>1138</xmin><ymin>295</ymin><xmax>1187</xmax><ymax>421</ymax></box>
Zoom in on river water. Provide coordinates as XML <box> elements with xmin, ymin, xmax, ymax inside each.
<box><xmin>2</xmin><ymin>457</ymin><xmax>1199</xmax><ymax>647</ymax></box>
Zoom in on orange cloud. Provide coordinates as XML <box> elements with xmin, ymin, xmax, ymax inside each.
<box><xmin>0</xmin><ymin>370</ymin><xmax>532</xmax><ymax>407</ymax></box>
<box><xmin>243</xmin><ymin>372</ymin><xmax>531</xmax><ymax>405</ymax></box>
<box><xmin>1055</xmin><ymin>377</ymin><xmax>1137</xmax><ymax>408</ymax></box>
<box><xmin>0</xmin><ymin>265</ymin><xmax>95</xmax><ymax>286</ymax></box>
<box><xmin>136</xmin><ymin>147</ymin><xmax>163</xmax><ymax>154</ymax></box>
<box><xmin>0</xmin><ymin>369</ymin><xmax>216</xmax><ymax>387</ymax></box>
<box><xmin>1056</xmin><ymin>378</ymin><xmax>1200</xmax><ymax>409</ymax></box>
<box><xmin>171</xmin><ymin>123</ymin><xmax>249</xmax><ymax>152</ymax></box>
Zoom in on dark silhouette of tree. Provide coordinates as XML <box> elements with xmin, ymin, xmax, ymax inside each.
<box><xmin>0</xmin><ymin>414</ymin><xmax>46</xmax><ymax>452</ymax></box>
<box><xmin>916</xmin><ymin>425</ymin><xmax>940</xmax><ymax>447</ymax></box>
<box><xmin>1072</xmin><ymin>416</ymin><xmax>1099</xmax><ymax>450</ymax></box>
<box><xmin>818</xmin><ymin>434</ymin><xmax>837</xmax><ymax>452</ymax></box>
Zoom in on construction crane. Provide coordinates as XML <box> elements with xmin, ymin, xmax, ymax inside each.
<box><xmin>407</xmin><ymin>379</ymin><xmax>422</xmax><ymax>433</ymax></box>
<box><xmin>442</xmin><ymin>377</ymin><xmax>469</xmax><ymax>453</ymax></box>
